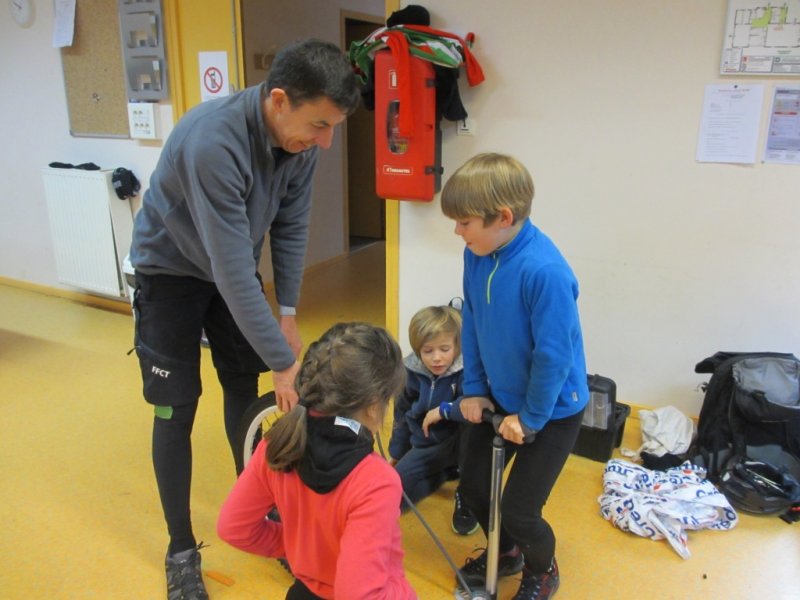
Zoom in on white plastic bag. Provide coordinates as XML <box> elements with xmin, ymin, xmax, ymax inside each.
<box><xmin>638</xmin><ymin>405</ymin><xmax>695</xmax><ymax>457</ymax></box>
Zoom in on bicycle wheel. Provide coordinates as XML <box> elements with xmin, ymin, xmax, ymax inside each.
<box><xmin>234</xmin><ymin>391</ymin><xmax>280</xmax><ymax>474</ymax></box>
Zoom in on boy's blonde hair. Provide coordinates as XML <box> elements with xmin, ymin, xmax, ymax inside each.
<box><xmin>440</xmin><ymin>153</ymin><xmax>534</xmax><ymax>225</ymax></box>
<box><xmin>408</xmin><ymin>306</ymin><xmax>462</xmax><ymax>358</ymax></box>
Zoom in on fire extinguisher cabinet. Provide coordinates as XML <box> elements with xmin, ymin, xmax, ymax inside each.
<box><xmin>373</xmin><ymin>49</ymin><xmax>442</xmax><ymax>202</ymax></box>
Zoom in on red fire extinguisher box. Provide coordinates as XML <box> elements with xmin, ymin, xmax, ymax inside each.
<box><xmin>374</xmin><ymin>49</ymin><xmax>442</xmax><ymax>202</ymax></box>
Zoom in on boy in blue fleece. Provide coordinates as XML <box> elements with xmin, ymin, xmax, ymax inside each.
<box><xmin>441</xmin><ymin>153</ymin><xmax>589</xmax><ymax>600</ymax></box>
<box><xmin>388</xmin><ymin>305</ymin><xmax>478</xmax><ymax>535</ymax></box>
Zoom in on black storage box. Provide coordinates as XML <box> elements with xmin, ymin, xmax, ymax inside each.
<box><xmin>571</xmin><ymin>402</ymin><xmax>631</xmax><ymax>462</ymax></box>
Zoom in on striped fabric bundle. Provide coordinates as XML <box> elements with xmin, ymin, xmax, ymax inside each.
<box><xmin>598</xmin><ymin>459</ymin><xmax>738</xmax><ymax>559</ymax></box>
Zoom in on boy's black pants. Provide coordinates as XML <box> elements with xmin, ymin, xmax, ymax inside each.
<box><xmin>459</xmin><ymin>408</ymin><xmax>584</xmax><ymax>574</ymax></box>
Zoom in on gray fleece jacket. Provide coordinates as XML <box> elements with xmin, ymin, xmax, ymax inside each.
<box><xmin>129</xmin><ymin>83</ymin><xmax>318</xmax><ymax>371</ymax></box>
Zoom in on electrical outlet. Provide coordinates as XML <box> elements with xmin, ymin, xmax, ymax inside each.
<box><xmin>456</xmin><ymin>118</ymin><xmax>476</xmax><ymax>136</ymax></box>
<box><xmin>127</xmin><ymin>102</ymin><xmax>158</xmax><ymax>139</ymax></box>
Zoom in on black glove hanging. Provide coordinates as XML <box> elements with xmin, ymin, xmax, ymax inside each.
<box><xmin>112</xmin><ymin>167</ymin><xmax>141</xmax><ymax>200</ymax></box>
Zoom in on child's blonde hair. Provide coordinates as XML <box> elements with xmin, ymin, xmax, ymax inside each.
<box><xmin>408</xmin><ymin>306</ymin><xmax>462</xmax><ymax>358</ymax></box>
<box><xmin>440</xmin><ymin>153</ymin><xmax>534</xmax><ymax>225</ymax></box>
<box><xmin>266</xmin><ymin>322</ymin><xmax>405</xmax><ymax>472</ymax></box>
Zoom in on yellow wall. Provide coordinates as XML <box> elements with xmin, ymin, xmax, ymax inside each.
<box><xmin>163</xmin><ymin>0</ymin><xmax>244</xmax><ymax>120</ymax></box>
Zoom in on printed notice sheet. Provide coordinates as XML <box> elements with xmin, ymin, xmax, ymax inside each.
<box><xmin>52</xmin><ymin>0</ymin><xmax>76</xmax><ymax>48</ymax></box>
<box><xmin>721</xmin><ymin>0</ymin><xmax>800</xmax><ymax>75</ymax></box>
<box><xmin>763</xmin><ymin>86</ymin><xmax>800</xmax><ymax>164</ymax></box>
<box><xmin>696</xmin><ymin>84</ymin><xmax>764</xmax><ymax>164</ymax></box>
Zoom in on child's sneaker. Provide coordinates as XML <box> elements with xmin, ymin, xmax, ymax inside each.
<box><xmin>165</xmin><ymin>543</ymin><xmax>209</xmax><ymax>600</ymax></box>
<box><xmin>456</xmin><ymin>546</ymin><xmax>524</xmax><ymax>589</ymax></box>
<box><xmin>444</xmin><ymin>466</ymin><xmax>461</xmax><ymax>481</ymax></box>
<box><xmin>511</xmin><ymin>558</ymin><xmax>560</xmax><ymax>600</ymax></box>
<box><xmin>451</xmin><ymin>490</ymin><xmax>479</xmax><ymax>535</ymax></box>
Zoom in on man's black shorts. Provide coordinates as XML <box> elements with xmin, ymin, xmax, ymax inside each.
<box><xmin>132</xmin><ymin>272</ymin><xmax>268</xmax><ymax>407</ymax></box>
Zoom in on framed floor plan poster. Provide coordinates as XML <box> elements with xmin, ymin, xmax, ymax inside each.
<box><xmin>721</xmin><ymin>0</ymin><xmax>800</xmax><ymax>75</ymax></box>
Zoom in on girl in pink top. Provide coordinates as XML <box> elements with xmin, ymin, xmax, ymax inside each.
<box><xmin>218</xmin><ymin>322</ymin><xmax>418</xmax><ymax>600</ymax></box>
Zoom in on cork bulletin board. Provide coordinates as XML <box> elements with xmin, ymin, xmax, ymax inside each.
<box><xmin>61</xmin><ymin>0</ymin><xmax>129</xmax><ymax>138</ymax></box>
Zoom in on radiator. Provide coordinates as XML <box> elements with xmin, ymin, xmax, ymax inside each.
<box><xmin>41</xmin><ymin>168</ymin><xmax>134</xmax><ymax>298</ymax></box>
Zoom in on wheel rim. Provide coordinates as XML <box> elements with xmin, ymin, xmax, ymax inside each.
<box><xmin>242</xmin><ymin>404</ymin><xmax>281</xmax><ymax>468</ymax></box>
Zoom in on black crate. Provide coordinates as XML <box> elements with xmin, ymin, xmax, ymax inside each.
<box><xmin>571</xmin><ymin>402</ymin><xmax>631</xmax><ymax>462</ymax></box>
<box><xmin>583</xmin><ymin>374</ymin><xmax>617</xmax><ymax>429</ymax></box>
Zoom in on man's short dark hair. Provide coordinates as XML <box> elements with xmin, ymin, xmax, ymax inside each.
<box><xmin>267</xmin><ymin>39</ymin><xmax>361</xmax><ymax>116</ymax></box>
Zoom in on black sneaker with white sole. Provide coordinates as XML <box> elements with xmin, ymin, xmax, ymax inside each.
<box><xmin>456</xmin><ymin>546</ymin><xmax>524</xmax><ymax>590</ymax></box>
<box><xmin>452</xmin><ymin>489</ymin><xmax>480</xmax><ymax>536</ymax></box>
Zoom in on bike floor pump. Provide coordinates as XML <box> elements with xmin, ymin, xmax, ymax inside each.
<box><xmin>378</xmin><ymin>409</ymin><xmax>508</xmax><ymax>600</ymax></box>
<box><xmin>454</xmin><ymin>409</ymin><xmax>506</xmax><ymax>600</ymax></box>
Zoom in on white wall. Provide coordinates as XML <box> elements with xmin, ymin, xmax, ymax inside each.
<box><xmin>0</xmin><ymin>0</ymin><xmax>382</xmax><ymax>292</ymax></box>
<box><xmin>0</xmin><ymin>4</ymin><xmax>165</xmax><ymax>289</ymax></box>
<box><xmin>398</xmin><ymin>1</ymin><xmax>800</xmax><ymax>415</ymax></box>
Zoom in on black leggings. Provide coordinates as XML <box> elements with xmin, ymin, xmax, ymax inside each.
<box><xmin>219</xmin><ymin>369</ymin><xmax>259</xmax><ymax>470</ymax></box>
<box><xmin>134</xmin><ymin>272</ymin><xmax>267</xmax><ymax>555</ymax></box>
<box><xmin>459</xmin><ymin>409</ymin><xmax>584</xmax><ymax>574</ymax></box>
<box><xmin>152</xmin><ymin>375</ymin><xmax>257</xmax><ymax>556</ymax></box>
<box><xmin>153</xmin><ymin>402</ymin><xmax>198</xmax><ymax>555</ymax></box>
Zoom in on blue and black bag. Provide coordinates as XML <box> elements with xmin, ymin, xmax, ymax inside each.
<box><xmin>691</xmin><ymin>352</ymin><xmax>800</xmax><ymax>517</ymax></box>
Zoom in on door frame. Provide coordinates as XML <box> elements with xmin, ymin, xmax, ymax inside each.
<box><xmin>382</xmin><ymin>0</ymin><xmax>399</xmax><ymax>338</ymax></box>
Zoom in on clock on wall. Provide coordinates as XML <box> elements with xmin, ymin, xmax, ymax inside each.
<box><xmin>9</xmin><ymin>0</ymin><xmax>34</xmax><ymax>27</ymax></box>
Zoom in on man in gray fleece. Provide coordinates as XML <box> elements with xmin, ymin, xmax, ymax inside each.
<box><xmin>128</xmin><ymin>39</ymin><xmax>360</xmax><ymax>600</ymax></box>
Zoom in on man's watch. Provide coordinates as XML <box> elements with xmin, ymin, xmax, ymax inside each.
<box><xmin>279</xmin><ymin>305</ymin><xmax>296</xmax><ymax>317</ymax></box>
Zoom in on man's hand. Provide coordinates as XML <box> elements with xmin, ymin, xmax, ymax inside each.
<box><xmin>422</xmin><ymin>407</ymin><xmax>442</xmax><ymax>436</ymax></box>
<box><xmin>280</xmin><ymin>315</ymin><xmax>303</xmax><ymax>358</ymax></box>
<box><xmin>272</xmin><ymin>361</ymin><xmax>300</xmax><ymax>412</ymax></box>
<box><xmin>459</xmin><ymin>396</ymin><xmax>494</xmax><ymax>423</ymax></box>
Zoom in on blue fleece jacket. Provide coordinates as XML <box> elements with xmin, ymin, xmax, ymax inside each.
<box><xmin>461</xmin><ymin>220</ymin><xmax>588</xmax><ymax>431</ymax></box>
<box><xmin>388</xmin><ymin>353</ymin><xmax>465</xmax><ymax>459</ymax></box>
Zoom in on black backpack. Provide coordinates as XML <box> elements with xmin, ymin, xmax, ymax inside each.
<box><xmin>692</xmin><ymin>352</ymin><xmax>800</xmax><ymax>482</ymax></box>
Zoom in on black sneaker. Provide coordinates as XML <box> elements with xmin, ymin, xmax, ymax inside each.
<box><xmin>456</xmin><ymin>546</ymin><xmax>524</xmax><ymax>589</ymax></box>
<box><xmin>165</xmin><ymin>543</ymin><xmax>209</xmax><ymax>600</ymax></box>
<box><xmin>451</xmin><ymin>490</ymin><xmax>480</xmax><ymax>536</ymax></box>
<box><xmin>444</xmin><ymin>466</ymin><xmax>461</xmax><ymax>481</ymax></box>
<box><xmin>512</xmin><ymin>558</ymin><xmax>560</xmax><ymax>600</ymax></box>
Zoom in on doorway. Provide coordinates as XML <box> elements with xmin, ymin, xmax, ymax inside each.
<box><xmin>237</xmin><ymin>2</ymin><xmax>387</xmax><ymax>324</ymax></box>
<box><xmin>343</xmin><ymin>13</ymin><xmax>385</xmax><ymax>252</ymax></box>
